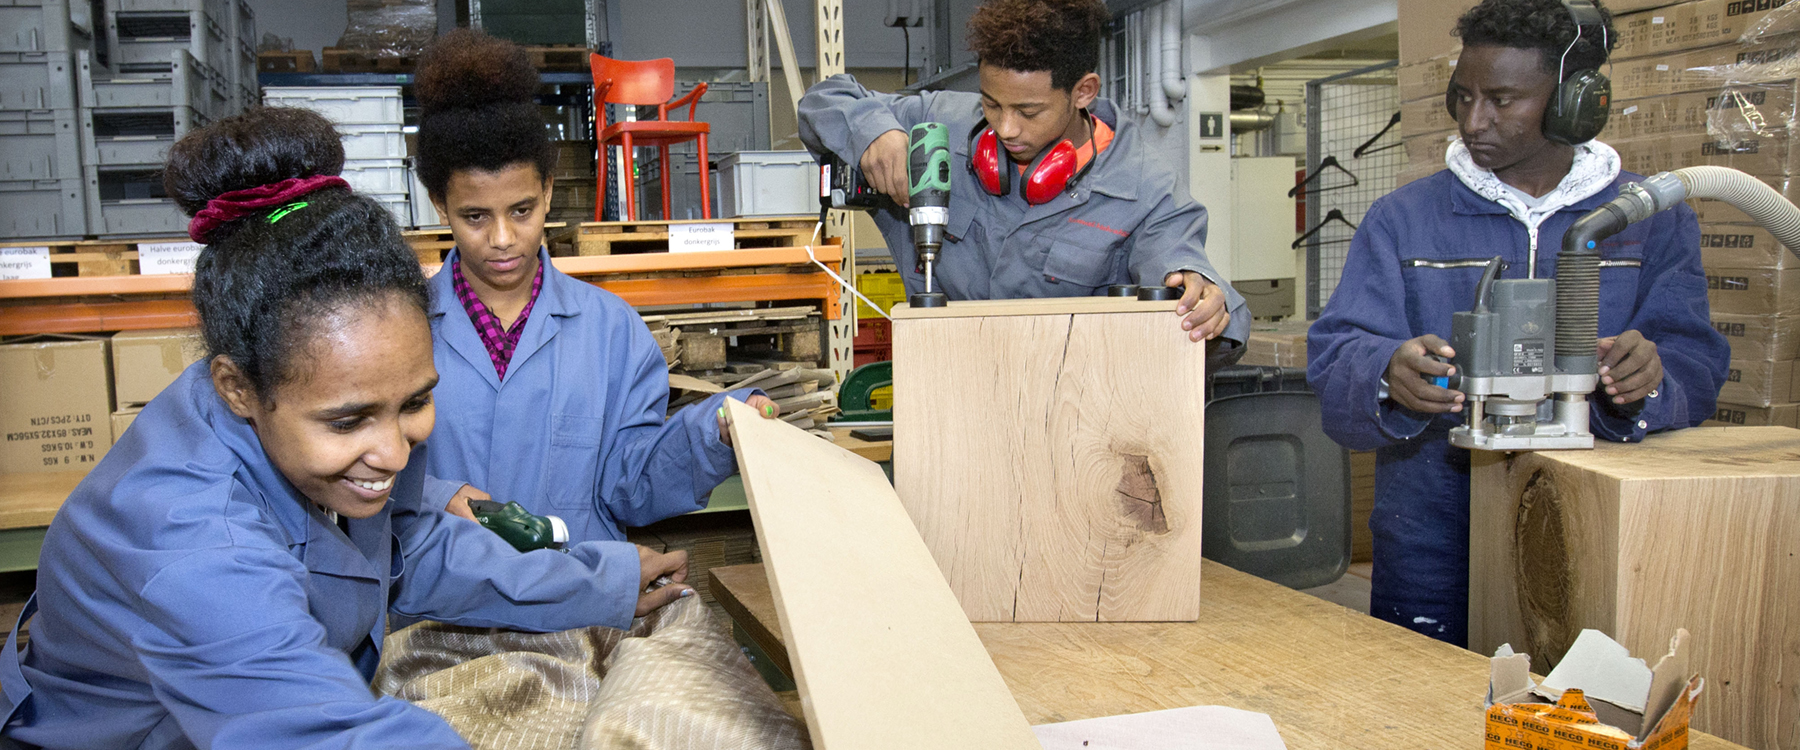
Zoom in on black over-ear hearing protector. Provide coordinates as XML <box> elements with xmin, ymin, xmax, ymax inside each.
<box><xmin>1444</xmin><ymin>0</ymin><xmax>1611</xmax><ymax>146</ymax></box>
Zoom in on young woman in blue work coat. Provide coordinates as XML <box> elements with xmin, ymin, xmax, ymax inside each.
<box><xmin>0</xmin><ymin>107</ymin><xmax>696</xmax><ymax>749</ymax></box>
<box><xmin>413</xmin><ymin>31</ymin><xmax>774</xmax><ymax>543</ymax></box>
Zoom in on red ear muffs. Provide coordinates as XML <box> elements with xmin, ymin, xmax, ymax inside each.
<box><xmin>1024</xmin><ymin>140</ymin><xmax>1079</xmax><ymax>206</ymax></box>
<box><xmin>971</xmin><ymin>127</ymin><xmax>1008</xmax><ymax>196</ymax></box>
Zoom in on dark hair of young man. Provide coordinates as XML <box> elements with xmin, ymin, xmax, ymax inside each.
<box><xmin>1455</xmin><ymin>0</ymin><xmax>1617</xmax><ymax>77</ymax></box>
<box><xmin>966</xmin><ymin>0</ymin><xmax>1111</xmax><ymax>90</ymax></box>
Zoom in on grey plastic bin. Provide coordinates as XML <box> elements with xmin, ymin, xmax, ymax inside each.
<box><xmin>0</xmin><ymin>50</ymin><xmax>77</xmax><ymax>110</ymax></box>
<box><xmin>718</xmin><ymin>150</ymin><xmax>817</xmax><ymax>218</ymax></box>
<box><xmin>0</xmin><ymin>107</ymin><xmax>82</xmax><ymax>181</ymax></box>
<box><xmin>1201</xmin><ymin>365</ymin><xmax>1351</xmax><ymax>590</ymax></box>
<box><xmin>0</xmin><ymin>0</ymin><xmax>99</xmax><ymax>55</ymax></box>
<box><xmin>0</xmin><ymin>175</ymin><xmax>86</xmax><ymax>238</ymax></box>
<box><xmin>109</xmin><ymin>9</ymin><xmax>228</xmax><ymax>73</ymax></box>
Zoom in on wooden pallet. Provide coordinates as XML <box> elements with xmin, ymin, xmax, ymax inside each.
<box><xmin>557</xmin><ymin>216</ymin><xmax>819</xmax><ymax>256</ymax></box>
<box><xmin>320</xmin><ymin>47</ymin><xmax>418</xmax><ymax>73</ymax></box>
<box><xmin>256</xmin><ymin>50</ymin><xmax>317</xmax><ymax>73</ymax></box>
<box><xmin>524</xmin><ymin>46</ymin><xmax>592</xmax><ymax>72</ymax></box>
<box><xmin>0</xmin><ymin>239</ymin><xmax>197</xmax><ymax>278</ymax></box>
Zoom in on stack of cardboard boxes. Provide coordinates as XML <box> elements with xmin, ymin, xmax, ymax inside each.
<box><xmin>1400</xmin><ymin>0</ymin><xmax>1800</xmax><ymax>427</ymax></box>
<box><xmin>0</xmin><ymin>329</ymin><xmax>201</xmax><ymax>477</ymax></box>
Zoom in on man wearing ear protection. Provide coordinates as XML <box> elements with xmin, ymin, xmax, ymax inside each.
<box><xmin>1307</xmin><ymin>0</ymin><xmax>1726</xmax><ymax>646</ymax></box>
<box><xmin>798</xmin><ymin>0</ymin><xmax>1249</xmax><ymax>356</ymax></box>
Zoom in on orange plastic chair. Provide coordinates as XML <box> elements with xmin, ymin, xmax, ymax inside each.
<box><xmin>590</xmin><ymin>54</ymin><xmax>712</xmax><ymax>222</ymax></box>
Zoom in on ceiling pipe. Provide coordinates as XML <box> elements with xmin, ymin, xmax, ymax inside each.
<box><xmin>1160</xmin><ymin>1</ymin><xmax>1186</xmax><ymax>102</ymax></box>
<box><xmin>1146</xmin><ymin>3</ymin><xmax>1178</xmax><ymax>127</ymax></box>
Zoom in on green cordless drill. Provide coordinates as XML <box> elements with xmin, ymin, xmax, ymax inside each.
<box><xmin>817</xmin><ymin>122</ymin><xmax>952</xmax><ymax>307</ymax></box>
<box><xmin>467</xmin><ymin>499</ymin><xmax>569</xmax><ymax>552</ymax></box>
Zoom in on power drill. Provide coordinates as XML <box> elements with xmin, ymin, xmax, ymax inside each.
<box><xmin>817</xmin><ymin>122</ymin><xmax>952</xmax><ymax>307</ymax></box>
<box><xmin>467</xmin><ymin>499</ymin><xmax>569</xmax><ymax>552</ymax></box>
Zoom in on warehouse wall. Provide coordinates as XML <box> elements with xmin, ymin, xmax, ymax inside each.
<box><xmin>616</xmin><ymin>0</ymin><xmax>931</xmax><ymax>70</ymax></box>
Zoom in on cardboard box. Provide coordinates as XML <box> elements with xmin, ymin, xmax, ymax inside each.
<box><xmin>1720</xmin><ymin>357</ymin><xmax>1799</xmax><ymax>404</ymax></box>
<box><xmin>1614</xmin><ymin>0</ymin><xmax>1796</xmax><ymax>60</ymax></box>
<box><xmin>1398</xmin><ymin>0</ymin><xmax>1475</xmax><ymax>64</ymax></box>
<box><xmin>1610</xmin><ymin>80</ymin><xmax>1800</xmax><ymax>141</ymax></box>
<box><xmin>1398</xmin><ymin>54</ymin><xmax>1459</xmax><ymax>105</ymax></box>
<box><xmin>1705</xmin><ymin>264</ymin><xmax>1800</xmax><ymax>313</ymax></box>
<box><xmin>0</xmin><ymin>336</ymin><xmax>114</xmax><ymax>474</ymax></box>
<box><xmin>1398</xmin><ymin>162</ymin><xmax>1440</xmax><ymax>188</ymax></box>
<box><xmin>1485</xmin><ymin>630</ymin><xmax>1702</xmax><ymax>750</ymax></box>
<box><xmin>1404</xmin><ymin>131</ymin><xmax>1455</xmax><ymax>172</ymax></box>
<box><xmin>1699</xmin><ymin>223</ymin><xmax>1795</xmax><ymax>267</ymax></box>
<box><xmin>111</xmin><ymin>405</ymin><xmax>141</xmax><ymax>444</ymax></box>
<box><xmin>1707</xmin><ymin>399</ymin><xmax>1800</xmax><ymax>425</ymax></box>
<box><xmin>1240</xmin><ymin>319</ymin><xmax>1311</xmax><ymax>368</ymax></box>
<box><xmin>1712</xmin><ymin>310</ymin><xmax>1800</xmax><ymax>359</ymax></box>
<box><xmin>110</xmin><ymin>328</ymin><xmax>202</xmax><ymax>407</ymax></box>
<box><xmin>1401</xmin><ymin>96</ymin><xmax>1459</xmax><ymax>141</ymax></box>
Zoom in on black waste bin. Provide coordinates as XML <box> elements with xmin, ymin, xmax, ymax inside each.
<box><xmin>1201</xmin><ymin>365</ymin><xmax>1350</xmax><ymax>590</ymax></box>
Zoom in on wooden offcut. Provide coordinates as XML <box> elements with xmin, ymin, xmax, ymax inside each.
<box><xmin>892</xmin><ymin>298</ymin><xmax>1208</xmax><ymax>622</ymax></box>
<box><xmin>1469</xmin><ymin>426</ymin><xmax>1800</xmax><ymax>750</ymax></box>
<box><xmin>724</xmin><ymin>399</ymin><xmax>1040</xmax><ymax>750</ymax></box>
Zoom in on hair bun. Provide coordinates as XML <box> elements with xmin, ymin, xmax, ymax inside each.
<box><xmin>414</xmin><ymin>29</ymin><xmax>539</xmax><ymax>114</ymax></box>
<box><xmin>163</xmin><ymin>107</ymin><xmax>347</xmax><ymax>217</ymax></box>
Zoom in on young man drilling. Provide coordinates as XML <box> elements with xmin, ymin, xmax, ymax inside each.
<box><xmin>798</xmin><ymin>0</ymin><xmax>1248</xmax><ymax>359</ymax></box>
<box><xmin>1307</xmin><ymin>0</ymin><xmax>1728</xmax><ymax>645</ymax></box>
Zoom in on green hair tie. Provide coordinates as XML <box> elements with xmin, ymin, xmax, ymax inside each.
<box><xmin>267</xmin><ymin>201</ymin><xmax>310</xmax><ymax>224</ymax></box>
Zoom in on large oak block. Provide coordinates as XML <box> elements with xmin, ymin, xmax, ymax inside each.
<box><xmin>1470</xmin><ymin>426</ymin><xmax>1800</xmax><ymax>750</ymax></box>
<box><xmin>892</xmin><ymin>298</ymin><xmax>1207</xmax><ymax>622</ymax></box>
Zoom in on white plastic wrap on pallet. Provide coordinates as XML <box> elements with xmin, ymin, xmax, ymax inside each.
<box><xmin>336</xmin><ymin>123</ymin><xmax>405</xmax><ymax>160</ymax></box>
<box><xmin>340</xmin><ymin>158</ymin><xmax>408</xmax><ymax>194</ymax></box>
<box><xmin>261</xmin><ymin>86</ymin><xmax>402</xmax><ymax>125</ymax></box>
<box><xmin>0</xmin><ymin>107</ymin><xmax>82</xmax><ymax>181</ymax></box>
<box><xmin>409</xmin><ymin>166</ymin><xmax>439</xmax><ymax>227</ymax></box>
<box><xmin>717</xmin><ymin>150</ymin><xmax>818</xmax><ymax>218</ymax></box>
<box><xmin>0</xmin><ymin>175</ymin><xmax>86</xmax><ymax>238</ymax></box>
<box><xmin>0</xmin><ymin>0</ymin><xmax>99</xmax><ymax>55</ymax></box>
<box><xmin>0</xmin><ymin>50</ymin><xmax>78</xmax><ymax>110</ymax></box>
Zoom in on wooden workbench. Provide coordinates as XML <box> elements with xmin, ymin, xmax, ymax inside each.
<box><xmin>708</xmin><ymin>561</ymin><xmax>1747</xmax><ymax>749</ymax></box>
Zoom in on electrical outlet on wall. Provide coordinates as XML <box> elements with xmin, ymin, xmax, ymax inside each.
<box><xmin>885</xmin><ymin>0</ymin><xmax>925</xmax><ymax>27</ymax></box>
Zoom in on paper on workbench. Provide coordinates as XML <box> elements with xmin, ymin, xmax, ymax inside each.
<box><xmin>1032</xmin><ymin>706</ymin><xmax>1286</xmax><ymax>750</ymax></box>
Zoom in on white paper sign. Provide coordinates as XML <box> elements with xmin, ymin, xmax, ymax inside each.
<box><xmin>668</xmin><ymin>222</ymin><xmax>735</xmax><ymax>253</ymax></box>
<box><xmin>0</xmin><ymin>246</ymin><xmax>51</xmax><ymax>280</ymax></box>
<box><xmin>137</xmin><ymin>241</ymin><xmax>203</xmax><ymax>275</ymax></box>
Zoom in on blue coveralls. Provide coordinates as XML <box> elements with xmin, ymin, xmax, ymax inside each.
<box><xmin>798</xmin><ymin>74</ymin><xmax>1252</xmax><ymax>359</ymax></box>
<box><xmin>1306</xmin><ymin>169</ymin><xmax>1728</xmax><ymax>646</ymax></box>
<box><xmin>0</xmin><ymin>364</ymin><xmax>647</xmax><ymax>749</ymax></box>
<box><xmin>421</xmin><ymin>247</ymin><xmax>755</xmax><ymax>544</ymax></box>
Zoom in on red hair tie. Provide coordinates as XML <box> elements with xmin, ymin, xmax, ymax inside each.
<box><xmin>187</xmin><ymin>175</ymin><xmax>350</xmax><ymax>244</ymax></box>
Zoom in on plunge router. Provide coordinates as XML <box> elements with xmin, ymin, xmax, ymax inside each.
<box><xmin>1447</xmin><ymin>256</ymin><xmax>1598</xmax><ymax>451</ymax></box>
<box><xmin>818</xmin><ymin>122</ymin><xmax>952</xmax><ymax>307</ymax></box>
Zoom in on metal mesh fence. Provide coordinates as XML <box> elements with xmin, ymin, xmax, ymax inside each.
<box><xmin>1305</xmin><ymin>61</ymin><xmax>1403</xmax><ymax>318</ymax></box>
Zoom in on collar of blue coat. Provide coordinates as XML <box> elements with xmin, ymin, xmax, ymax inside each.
<box><xmin>429</xmin><ymin>245</ymin><xmax>572</xmax><ymax>392</ymax></box>
<box><xmin>173</xmin><ymin>364</ymin><xmax>388</xmax><ymax>581</ymax></box>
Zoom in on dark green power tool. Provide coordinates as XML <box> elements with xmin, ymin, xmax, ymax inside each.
<box><xmin>468</xmin><ymin>499</ymin><xmax>569</xmax><ymax>552</ymax></box>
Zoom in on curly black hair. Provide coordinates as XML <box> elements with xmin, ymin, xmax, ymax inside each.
<box><xmin>414</xmin><ymin>29</ymin><xmax>556</xmax><ymax>201</ymax></box>
<box><xmin>967</xmin><ymin>0</ymin><xmax>1110</xmax><ymax>90</ymax></box>
<box><xmin>1456</xmin><ymin>0</ymin><xmax>1616</xmax><ymax>79</ymax></box>
<box><xmin>164</xmin><ymin>106</ymin><xmax>430</xmax><ymax>401</ymax></box>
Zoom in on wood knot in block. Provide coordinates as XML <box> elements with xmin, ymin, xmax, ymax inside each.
<box><xmin>1115</xmin><ymin>454</ymin><xmax>1170</xmax><ymax>534</ymax></box>
<box><xmin>1515</xmin><ymin>468</ymin><xmax>1576</xmax><ymax>666</ymax></box>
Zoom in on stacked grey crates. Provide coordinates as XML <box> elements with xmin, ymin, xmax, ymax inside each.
<box><xmin>261</xmin><ymin>86</ymin><xmax>410</xmax><ymax>226</ymax></box>
<box><xmin>0</xmin><ymin>0</ymin><xmax>101</xmax><ymax>238</ymax></box>
<box><xmin>83</xmin><ymin>0</ymin><xmax>254</xmax><ymax>236</ymax></box>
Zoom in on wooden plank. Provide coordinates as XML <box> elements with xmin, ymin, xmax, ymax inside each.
<box><xmin>0</xmin><ymin>472</ymin><xmax>84</xmax><ymax>530</ymax></box>
<box><xmin>892</xmin><ymin>297</ymin><xmax>1179</xmax><ymax>319</ymax></box>
<box><xmin>893</xmin><ymin>305</ymin><xmax>1206</xmax><ymax>622</ymax></box>
<box><xmin>1470</xmin><ymin>426</ymin><xmax>1800</xmax><ymax>750</ymax></box>
<box><xmin>723</xmin><ymin>399</ymin><xmax>1040</xmax><ymax>750</ymax></box>
<box><xmin>707</xmin><ymin>561</ymin><xmax>1751</xmax><ymax>750</ymax></box>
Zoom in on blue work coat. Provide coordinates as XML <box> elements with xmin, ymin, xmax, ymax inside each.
<box><xmin>1306</xmin><ymin>169</ymin><xmax>1728</xmax><ymax>645</ymax></box>
<box><xmin>798</xmin><ymin>75</ymin><xmax>1251</xmax><ymax>361</ymax></box>
<box><xmin>0</xmin><ymin>364</ymin><xmax>645</xmax><ymax>749</ymax></box>
<box><xmin>422</xmin><ymin>248</ymin><xmax>753</xmax><ymax>544</ymax></box>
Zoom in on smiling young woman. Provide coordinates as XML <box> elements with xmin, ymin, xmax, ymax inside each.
<box><xmin>0</xmin><ymin>106</ymin><xmax>696</xmax><ymax>748</ymax></box>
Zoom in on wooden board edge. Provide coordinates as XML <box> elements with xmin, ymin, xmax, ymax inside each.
<box><xmin>892</xmin><ymin>298</ymin><xmax>1181</xmax><ymax>319</ymax></box>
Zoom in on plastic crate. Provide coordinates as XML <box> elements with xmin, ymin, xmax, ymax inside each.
<box><xmin>231</xmin><ymin>0</ymin><xmax>252</xmax><ymax>47</ymax></box>
<box><xmin>0</xmin><ymin>0</ymin><xmax>99</xmax><ymax>54</ymax></box>
<box><xmin>339</xmin><ymin>158</ymin><xmax>408</xmax><ymax>194</ymax></box>
<box><xmin>84</xmin><ymin>106</ymin><xmax>208</xmax><ymax>165</ymax></box>
<box><xmin>109</xmin><ymin>9</ymin><xmax>229</xmax><ymax>74</ymax></box>
<box><xmin>717</xmin><ymin>150</ymin><xmax>818</xmax><ymax>218</ymax></box>
<box><xmin>853</xmin><ymin>271</ymin><xmax>904</xmax><ymax>319</ymax></box>
<box><xmin>110</xmin><ymin>0</ymin><xmax>229</xmax><ymax>21</ymax></box>
<box><xmin>0</xmin><ymin>50</ymin><xmax>77</xmax><ymax>110</ymax></box>
<box><xmin>640</xmin><ymin>81</ymin><xmax>770</xmax><ymax>154</ymax></box>
<box><xmin>0</xmin><ymin>174</ymin><xmax>85</xmax><ymax>238</ymax></box>
<box><xmin>261</xmin><ymin>86</ymin><xmax>402</xmax><ymax>125</ymax></box>
<box><xmin>630</xmin><ymin>149</ymin><xmax>717</xmax><ymax>221</ymax></box>
<box><xmin>336</xmin><ymin>122</ymin><xmax>404</xmax><ymax>160</ymax></box>
<box><xmin>365</xmin><ymin>190</ymin><xmax>409</xmax><ymax>228</ymax></box>
<box><xmin>409</xmin><ymin>166</ymin><xmax>439</xmax><ymax>227</ymax></box>
<box><xmin>92</xmin><ymin>198</ymin><xmax>186</xmax><ymax>235</ymax></box>
<box><xmin>81</xmin><ymin>48</ymin><xmax>209</xmax><ymax>110</ymax></box>
<box><xmin>0</xmin><ymin>107</ymin><xmax>82</xmax><ymax>181</ymax></box>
